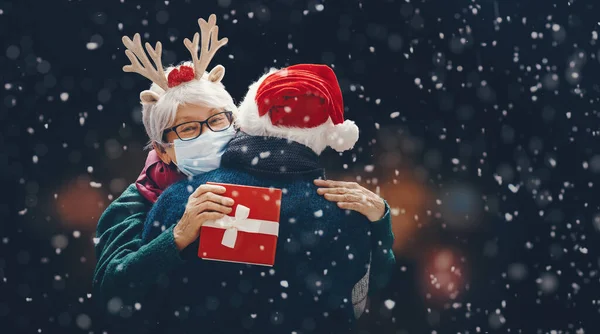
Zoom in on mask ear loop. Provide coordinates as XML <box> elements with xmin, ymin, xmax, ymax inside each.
<box><xmin>155</xmin><ymin>141</ymin><xmax>184</xmax><ymax>174</ymax></box>
<box><xmin>153</xmin><ymin>141</ymin><xmax>174</xmax><ymax>153</ymax></box>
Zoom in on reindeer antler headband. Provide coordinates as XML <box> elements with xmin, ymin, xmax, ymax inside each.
<box><xmin>121</xmin><ymin>14</ymin><xmax>229</xmax><ymax>91</ymax></box>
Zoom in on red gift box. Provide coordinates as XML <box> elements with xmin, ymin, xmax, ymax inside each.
<box><xmin>198</xmin><ymin>182</ymin><xmax>282</xmax><ymax>266</ymax></box>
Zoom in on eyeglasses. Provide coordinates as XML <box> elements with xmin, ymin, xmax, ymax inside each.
<box><xmin>163</xmin><ymin>111</ymin><xmax>234</xmax><ymax>142</ymax></box>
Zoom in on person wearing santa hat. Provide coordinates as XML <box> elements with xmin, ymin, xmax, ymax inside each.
<box><xmin>139</xmin><ymin>63</ymin><xmax>395</xmax><ymax>333</ymax></box>
<box><xmin>94</xmin><ymin>15</ymin><xmax>394</xmax><ymax>332</ymax></box>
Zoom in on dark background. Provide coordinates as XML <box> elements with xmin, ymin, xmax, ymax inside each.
<box><xmin>1</xmin><ymin>0</ymin><xmax>599</xmax><ymax>333</ymax></box>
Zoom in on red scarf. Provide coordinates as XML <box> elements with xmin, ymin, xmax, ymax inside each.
<box><xmin>135</xmin><ymin>150</ymin><xmax>186</xmax><ymax>203</ymax></box>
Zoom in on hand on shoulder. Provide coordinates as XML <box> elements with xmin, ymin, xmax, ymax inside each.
<box><xmin>314</xmin><ymin>179</ymin><xmax>386</xmax><ymax>222</ymax></box>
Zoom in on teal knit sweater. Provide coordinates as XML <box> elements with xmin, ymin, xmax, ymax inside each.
<box><xmin>93</xmin><ymin>184</ymin><xmax>395</xmax><ymax>321</ymax></box>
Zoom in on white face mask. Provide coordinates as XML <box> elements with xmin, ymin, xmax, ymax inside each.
<box><xmin>173</xmin><ymin>127</ymin><xmax>236</xmax><ymax>177</ymax></box>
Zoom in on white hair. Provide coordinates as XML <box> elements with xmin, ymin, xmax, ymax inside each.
<box><xmin>141</xmin><ymin>61</ymin><xmax>237</xmax><ymax>149</ymax></box>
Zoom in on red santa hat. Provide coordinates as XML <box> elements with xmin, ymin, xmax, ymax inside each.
<box><xmin>237</xmin><ymin>64</ymin><xmax>359</xmax><ymax>154</ymax></box>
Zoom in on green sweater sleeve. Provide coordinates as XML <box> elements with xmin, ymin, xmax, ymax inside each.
<box><xmin>367</xmin><ymin>200</ymin><xmax>396</xmax><ymax>294</ymax></box>
<box><xmin>92</xmin><ymin>184</ymin><xmax>186</xmax><ymax>310</ymax></box>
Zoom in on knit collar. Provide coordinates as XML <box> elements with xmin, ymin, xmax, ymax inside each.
<box><xmin>220</xmin><ymin>131</ymin><xmax>325</xmax><ymax>179</ymax></box>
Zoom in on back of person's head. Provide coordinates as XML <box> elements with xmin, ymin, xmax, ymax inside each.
<box><xmin>236</xmin><ymin>64</ymin><xmax>360</xmax><ymax>155</ymax></box>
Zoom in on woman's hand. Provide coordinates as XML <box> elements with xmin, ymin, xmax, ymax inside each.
<box><xmin>314</xmin><ymin>179</ymin><xmax>386</xmax><ymax>222</ymax></box>
<box><xmin>173</xmin><ymin>184</ymin><xmax>234</xmax><ymax>251</ymax></box>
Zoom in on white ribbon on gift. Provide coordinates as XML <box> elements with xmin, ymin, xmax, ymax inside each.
<box><xmin>203</xmin><ymin>204</ymin><xmax>279</xmax><ymax>248</ymax></box>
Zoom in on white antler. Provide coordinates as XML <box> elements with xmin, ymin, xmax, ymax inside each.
<box><xmin>122</xmin><ymin>33</ymin><xmax>169</xmax><ymax>90</ymax></box>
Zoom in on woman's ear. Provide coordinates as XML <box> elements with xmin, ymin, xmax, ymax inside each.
<box><xmin>208</xmin><ymin>65</ymin><xmax>225</xmax><ymax>83</ymax></box>
<box><xmin>140</xmin><ymin>90</ymin><xmax>161</xmax><ymax>105</ymax></box>
<box><xmin>152</xmin><ymin>142</ymin><xmax>172</xmax><ymax>165</ymax></box>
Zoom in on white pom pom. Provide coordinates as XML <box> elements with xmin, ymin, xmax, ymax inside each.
<box><xmin>327</xmin><ymin>120</ymin><xmax>359</xmax><ymax>152</ymax></box>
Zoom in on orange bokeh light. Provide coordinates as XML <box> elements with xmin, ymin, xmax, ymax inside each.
<box><xmin>54</xmin><ymin>175</ymin><xmax>107</xmax><ymax>231</ymax></box>
<box><xmin>378</xmin><ymin>169</ymin><xmax>432</xmax><ymax>255</ymax></box>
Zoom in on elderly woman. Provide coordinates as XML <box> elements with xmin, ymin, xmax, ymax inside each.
<box><xmin>93</xmin><ymin>15</ymin><xmax>395</xmax><ymax>325</ymax></box>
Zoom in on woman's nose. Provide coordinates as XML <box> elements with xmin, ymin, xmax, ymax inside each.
<box><xmin>201</xmin><ymin>123</ymin><xmax>211</xmax><ymax>134</ymax></box>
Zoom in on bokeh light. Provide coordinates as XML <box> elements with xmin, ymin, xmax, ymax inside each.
<box><xmin>439</xmin><ymin>184</ymin><xmax>482</xmax><ymax>230</ymax></box>
<box><xmin>55</xmin><ymin>175</ymin><xmax>106</xmax><ymax>231</ymax></box>
<box><xmin>421</xmin><ymin>248</ymin><xmax>468</xmax><ymax>305</ymax></box>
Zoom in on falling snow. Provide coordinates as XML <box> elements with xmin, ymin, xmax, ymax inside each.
<box><xmin>384</xmin><ymin>299</ymin><xmax>396</xmax><ymax>310</ymax></box>
<box><xmin>3</xmin><ymin>1</ymin><xmax>599</xmax><ymax>333</ymax></box>
<box><xmin>86</xmin><ymin>42</ymin><xmax>99</xmax><ymax>50</ymax></box>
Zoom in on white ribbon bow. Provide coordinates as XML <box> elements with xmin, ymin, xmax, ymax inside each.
<box><xmin>203</xmin><ymin>204</ymin><xmax>279</xmax><ymax>248</ymax></box>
